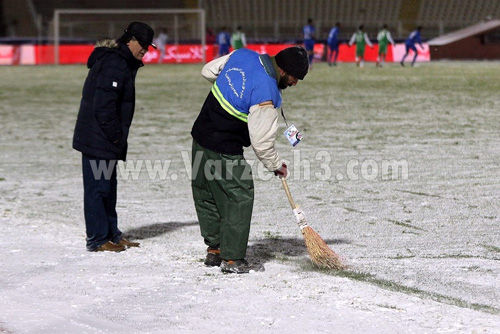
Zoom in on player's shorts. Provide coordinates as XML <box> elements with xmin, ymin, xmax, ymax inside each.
<box><xmin>356</xmin><ymin>46</ymin><xmax>365</xmax><ymax>58</ymax></box>
<box><xmin>328</xmin><ymin>42</ymin><xmax>339</xmax><ymax>51</ymax></box>
<box><xmin>218</xmin><ymin>45</ymin><xmax>230</xmax><ymax>56</ymax></box>
<box><xmin>304</xmin><ymin>39</ymin><xmax>314</xmax><ymax>51</ymax></box>
<box><xmin>405</xmin><ymin>43</ymin><xmax>417</xmax><ymax>53</ymax></box>
<box><xmin>378</xmin><ymin>42</ymin><xmax>388</xmax><ymax>55</ymax></box>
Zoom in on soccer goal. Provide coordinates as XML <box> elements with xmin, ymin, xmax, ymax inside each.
<box><xmin>53</xmin><ymin>8</ymin><xmax>206</xmax><ymax>64</ymax></box>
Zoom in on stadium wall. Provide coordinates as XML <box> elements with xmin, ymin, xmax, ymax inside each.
<box><xmin>0</xmin><ymin>43</ymin><xmax>430</xmax><ymax>65</ymax></box>
<box><xmin>430</xmin><ymin>35</ymin><xmax>500</xmax><ymax>60</ymax></box>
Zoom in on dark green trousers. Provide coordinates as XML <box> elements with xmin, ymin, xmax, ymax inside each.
<box><xmin>191</xmin><ymin>140</ymin><xmax>254</xmax><ymax>260</ymax></box>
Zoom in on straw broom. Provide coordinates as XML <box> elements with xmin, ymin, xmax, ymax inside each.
<box><xmin>281</xmin><ymin>178</ymin><xmax>345</xmax><ymax>270</ymax></box>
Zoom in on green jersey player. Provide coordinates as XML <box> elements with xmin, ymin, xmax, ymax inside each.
<box><xmin>348</xmin><ymin>25</ymin><xmax>373</xmax><ymax>67</ymax></box>
<box><xmin>376</xmin><ymin>24</ymin><xmax>395</xmax><ymax>67</ymax></box>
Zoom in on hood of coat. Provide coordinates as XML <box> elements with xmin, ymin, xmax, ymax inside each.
<box><xmin>87</xmin><ymin>39</ymin><xmax>143</xmax><ymax>69</ymax></box>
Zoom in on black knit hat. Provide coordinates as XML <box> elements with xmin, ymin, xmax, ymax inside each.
<box><xmin>124</xmin><ymin>22</ymin><xmax>157</xmax><ymax>49</ymax></box>
<box><xmin>275</xmin><ymin>46</ymin><xmax>309</xmax><ymax>80</ymax></box>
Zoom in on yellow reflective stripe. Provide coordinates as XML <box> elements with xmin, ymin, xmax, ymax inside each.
<box><xmin>211</xmin><ymin>82</ymin><xmax>248</xmax><ymax>123</ymax></box>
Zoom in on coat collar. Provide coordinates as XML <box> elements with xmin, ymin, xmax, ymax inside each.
<box><xmin>258</xmin><ymin>54</ymin><xmax>280</xmax><ymax>84</ymax></box>
<box><xmin>116</xmin><ymin>43</ymin><xmax>144</xmax><ymax>69</ymax></box>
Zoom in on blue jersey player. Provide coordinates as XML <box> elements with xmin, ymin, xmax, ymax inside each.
<box><xmin>401</xmin><ymin>26</ymin><xmax>423</xmax><ymax>67</ymax></box>
<box><xmin>327</xmin><ymin>22</ymin><xmax>341</xmax><ymax>66</ymax></box>
<box><xmin>217</xmin><ymin>27</ymin><xmax>231</xmax><ymax>57</ymax></box>
<box><xmin>303</xmin><ymin>18</ymin><xmax>315</xmax><ymax>67</ymax></box>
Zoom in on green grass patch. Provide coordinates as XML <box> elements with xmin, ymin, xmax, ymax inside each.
<box><xmin>396</xmin><ymin>189</ymin><xmax>441</xmax><ymax>198</ymax></box>
<box><xmin>376</xmin><ymin>303</ymin><xmax>403</xmax><ymax>311</ymax></box>
<box><xmin>387</xmin><ymin>219</ymin><xmax>426</xmax><ymax>231</ymax></box>
<box><xmin>388</xmin><ymin>255</ymin><xmax>416</xmax><ymax>259</ymax></box>
<box><xmin>329</xmin><ymin>269</ymin><xmax>499</xmax><ymax>314</ymax></box>
<box><xmin>424</xmin><ymin>254</ymin><xmax>479</xmax><ymax>259</ymax></box>
<box><xmin>262</xmin><ymin>230</ymin><xmax>281</xmax><ymax>240</ymax></box>
<box><xmin>481</xmin><ymin>244</ymin><xmax>500</xmax><ymax>253</ymax></box>
<box><xmin>344</xmin><ymin>207</ymin><xmax>364</xmax><ymax>214</ymax></box>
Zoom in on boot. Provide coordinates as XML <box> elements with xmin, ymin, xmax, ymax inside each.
<box><xmin>204</xmin><ymin>247</ymin><xmax>222</xmax><ymax>267</ymax></box>
<box><xmin>220</xmin><ymin>259</ymin><xmax>250</xmax><ymax>274</ymax></box>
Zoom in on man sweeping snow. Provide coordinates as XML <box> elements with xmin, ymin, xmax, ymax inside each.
<box><xmin>190</xmin><ymin>47</ymin><xmax>309</xmax><ymax>273</ymax></box>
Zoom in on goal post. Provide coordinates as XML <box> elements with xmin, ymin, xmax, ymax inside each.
<box><xmin>53</xmin><ymin>8</ymin><xmax>206</xmax><ymax>65</ymax></box>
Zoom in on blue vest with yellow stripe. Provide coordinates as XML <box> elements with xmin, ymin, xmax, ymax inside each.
<box><xmin>211</xmin><ymin>48</ymin><xmax>282</xmax><ymax>123</ymax></box>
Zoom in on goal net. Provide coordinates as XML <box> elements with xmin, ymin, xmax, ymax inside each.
<box><xmin>53</xmin><ymin>8</ymin><xmax>206</xmax><ymax>64</ymax></box>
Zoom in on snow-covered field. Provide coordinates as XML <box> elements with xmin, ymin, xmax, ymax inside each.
<box><xmin>0</xmin><ymin>62</ymin><xmax>499</xmax><ymax>333</ymax></box>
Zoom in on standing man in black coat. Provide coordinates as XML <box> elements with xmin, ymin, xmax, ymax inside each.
<box><xmin>73</xmin><ymin>22</ymin><xmax>156</xmax><ymax>252</ymax></box>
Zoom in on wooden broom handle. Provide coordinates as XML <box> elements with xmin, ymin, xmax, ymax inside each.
<box><xmin>281</xmin><ymin>178</ymin><xmax>298</xmax><ymax>209</ymax></box>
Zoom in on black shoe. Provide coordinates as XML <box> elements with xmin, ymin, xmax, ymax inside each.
<box><xmin>204</xmin><ymin>247</ymin><xmax>222</xmax><ymax>267</ymax></box>
<box><xmin>400</xmin><ymin>61</ymin><xmax>404</xmax><ymax>67</ymax></box>
<box><xmin>220</xmin><ymin>259</ymin><xmax>250</xmax><ymax>274</ymax></box>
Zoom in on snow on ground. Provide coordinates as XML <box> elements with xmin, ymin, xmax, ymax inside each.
<box><xmin>0</xmin><ymin>62</ymin><xmax>499</xmax><ymax>333</ymax></box>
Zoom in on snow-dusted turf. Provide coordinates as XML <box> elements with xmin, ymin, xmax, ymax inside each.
<box><xmin>0</xmin><ymin>61</ymin><xmax>499</xmax><ymax>333</ymax></box>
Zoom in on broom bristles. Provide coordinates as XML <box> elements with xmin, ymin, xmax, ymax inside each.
<box><xmin>301</xmin><ymin>225</ymin><xmax>345</xmax><ymax>270</ymax></box>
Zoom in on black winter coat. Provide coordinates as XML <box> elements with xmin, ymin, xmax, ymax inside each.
<box><xmin>73</xmin><ymin>42</ymin><xmax>143</xmax><ymax>160</ymax></box>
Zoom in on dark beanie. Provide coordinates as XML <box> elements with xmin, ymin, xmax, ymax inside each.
<box><xmin>118</xmin><ymin>22</ymin><xmax>156</xmax><ymax>49</ymax></box>
<box><xmin>275</xmin><ymin>46</ymin><xmax>309</xmax><ymax>80</ymax></box>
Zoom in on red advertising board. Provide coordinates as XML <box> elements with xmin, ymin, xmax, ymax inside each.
<box><xmin>145</xmin><ymin>44</ymin><xmax>305</xmax><ymax>64</ymax></box>
<box><xmin>0</xmin><ymin>43</ymin><xmax>429</xmax><ymax>65</ymax></box>
<box><xmin>0</xmin><ymin>45</ymin><xmax>20</xmax><ymax>65</ymax></box>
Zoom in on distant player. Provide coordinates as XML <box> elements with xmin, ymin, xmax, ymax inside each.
<box><xmin>348</xmin><ymin>25</ymin><xmax>373</xmax><ymax>67</ymax></box>
<box><xmin>303</xmin><ymin>18</ymin><xmax>315</xmax><ymax>67</ymax></box>
<box><xmin>217</xmin><ymin>27</ymin><xmax>231</xmax><ymax>57</ymax></box>
<box><xmin>327</xmin><ymin>22</ymin><xmax>341</xmax><ymax>66</ymax></box>
<box><xmin>376</xmin><ymin>24</ymin><xmax>395</xmax><ymax>67</ymax></box>
<box><xmin>401</xmin><ymin>26</ymin><xmax>423</xmax><ymax>67</ymax></box>
<box><xmin>231</xmin><ymin>25</ymin><xmax>247</xmax><ymax>50</ymax></box>
<box><xmin>154</xmin><ymin>27</ymin><xmax>168</xmax><ymax>64</ymax></box>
